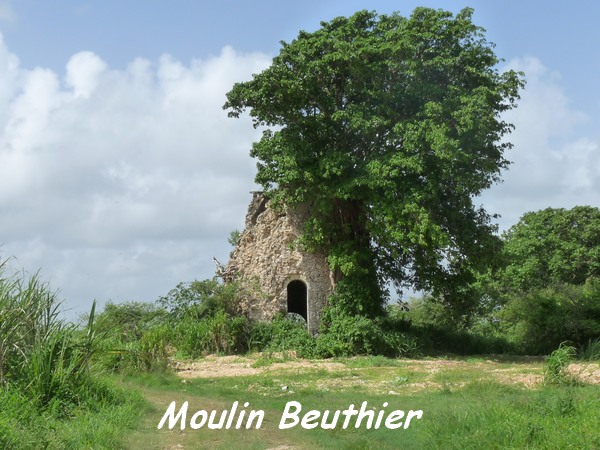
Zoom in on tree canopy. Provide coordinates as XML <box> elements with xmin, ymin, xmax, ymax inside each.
<box><xmin>500</xmin><ymin>206</ymin><xmax>600</xmax><ymax>291</ymax></box>
<box><xmin>224</xmin><ymin>7</ymin><xmax>523</xmax><ymax>315</ymax></box>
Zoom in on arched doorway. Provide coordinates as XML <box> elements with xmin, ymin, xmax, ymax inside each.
<box><xmin>287</xmin><ymin>280</ymin><xmax>307</xmax><ymax>323</ymax></box>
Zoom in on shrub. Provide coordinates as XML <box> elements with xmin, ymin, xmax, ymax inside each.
<box><xmin>90</xmin><ymin>301</ymin><xmax>170</xmax><ymax>373</ymax></box>
<box><xmin>174</xmin><ymin>311</ymin><xmax>249</xmax><ymax>357</ymax></box>
<box><xmin>157</xmin><ymin>279</ymin><xmax>240</xmax><ymax>321</ymax></box>
<box><xmin>249</xmin><ymin>314</ymin><xmax>316</xmax><ymax>357</ymax></box>
<box><xmin>91</xmin><ymin>301</ymin><xmax>168</xmax><ymax>341</ymax></box>
<box><xmin>500</xmin><ymin>281</ymin><xmax>600</xmax><ymax>354</ymax></box>
<box><xmin>398</xmin><ymin>296</ymin><xmax>512</xmax><ymax>355</ymax></box>
<box><xmin>316</xmin><ymin>306</ymin><xmax>421</xmax><ymax>358</ymax></box>
<box><xmin>316</xmin><ymin>313</ymin><xmax>386</xmax><ymax>357</ymax></box>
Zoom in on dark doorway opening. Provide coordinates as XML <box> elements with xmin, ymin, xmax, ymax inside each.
<box><xmin>287</xmin><ymin>280</ymin><xmax>307</xmax><ymax>323</ymax></box>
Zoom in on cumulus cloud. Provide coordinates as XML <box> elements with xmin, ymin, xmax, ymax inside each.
<box><xmin>0</xmin><ymin>35</ymin><xmax>271</xmax><ymax>315</ymax></box>
<box><xmin>479</xmin><ymin>56</ymin><xmax>600</xmax><ymax>232</ymax></box>
<box><xmin>65</xmin><ymin>51</ymin><xmax>107</xmax><ymax>98</ymax></box>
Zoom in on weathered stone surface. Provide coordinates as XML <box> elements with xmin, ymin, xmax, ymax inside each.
<box><xmin>224</xmin><ymin>192</ymin><xmax>333</xmax><ymax>333</ymax></box>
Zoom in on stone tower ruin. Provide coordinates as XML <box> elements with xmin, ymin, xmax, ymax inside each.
<box><xmin>222</xmin><ymin>192</ymin><xmax>333</xmax><ymax>334</ymax></box>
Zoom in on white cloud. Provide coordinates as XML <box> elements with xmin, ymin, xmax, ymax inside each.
<box><xmin>0</xmin><ymin>35</ymin><xmax>271</xmax><ymax>316</ymax></box>
<box><xmin>65</xmin><ymin>51</ymin><xmax>107</xmax><ymax>98</ymax></box>
<box><xmin>479</xmin><ymin>56</ymin><xmax>600</xmax><ymax>232</ymax></box>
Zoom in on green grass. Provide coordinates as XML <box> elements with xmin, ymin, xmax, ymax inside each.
<box><xmin>118</xmin><ymin>356</ymin><xmax>600</xmax><ymax>449</ymax></box>
<box><xmin>337</xmin><ymin>354</ymin><xmax>404</xmax><ymax>368</ymax></box>
<box><xmin>2</xmin><ymin>260</ymin><xmax>597</xmax><ymax>448</ymax></box>
<box><xmin>0</xmin><ymin>377</ymin><xmax>146</xmax><ymax>449</ymax></box>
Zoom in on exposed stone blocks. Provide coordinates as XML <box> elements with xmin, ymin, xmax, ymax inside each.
<box><xmin>225</xmin><ymin>192</ymin><xmax>333</xmax><ymax>333</ymax></box>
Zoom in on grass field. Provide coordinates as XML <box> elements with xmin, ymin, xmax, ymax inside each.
<box><xmin>117</xmin><ymin>355</ymin><xmax>600</xmax><ymax>449</ymax></box>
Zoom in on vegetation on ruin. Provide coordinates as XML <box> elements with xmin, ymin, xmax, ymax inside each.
<box><xmin>224</xmin><ymin>7</ymin><xmax>524</xmax><ymax>319</ymax></box>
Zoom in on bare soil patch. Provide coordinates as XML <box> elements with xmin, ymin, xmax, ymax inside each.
<box><xmin>568</xmin><ymin>363</ymin><xmax>600</xmax><ymax>384</ymax></box>
<box><xmin>170</xmin><ymin>355</ymin><xmax>599</xmax><ymax>392</ymax></box>
<box><xmin>172</xmin><ymin>354</ymin><xmax>346</xmax><ymax>379</ymax></box>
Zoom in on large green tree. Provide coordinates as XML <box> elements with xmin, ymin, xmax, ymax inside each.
<box><xmin>500</xmin><ymin>206</ymin><xmax>600</xmax><ymax>292</ymax></box>
<box><xmin>225</xmin><ymin>8</ymin><xmax>523</xmax><ymax>316</ymax></box>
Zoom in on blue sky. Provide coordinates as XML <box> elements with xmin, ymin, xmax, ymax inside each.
<box><xmin>1</xmin><ymin>0</ymin><xmax>599</xmax><ymax>316</ymax></box>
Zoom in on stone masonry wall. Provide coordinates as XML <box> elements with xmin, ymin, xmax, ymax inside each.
<box><xmin>224</xmin><ymin>192</ymin><xmax>333</xmax><ymax>334</ymax></box>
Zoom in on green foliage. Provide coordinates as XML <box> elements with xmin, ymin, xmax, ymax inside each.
<box><xmin>0</xmin><ymin>263</ymin><xmax>142</xmax><ymax>447</ymax></box>
<box><xmin>317</xmin><ymin>304</ymin><xmax>420</xmax><ymax>357</ymax></box>
<box><xmin>24</xmin><ymin>330</ymin><xmax>90</xmax><ymax>413</ymax></box>
<box><xmin>225</xmin><ymin>7</ymin><xmax>523</xmax><ymax>315</ymax></box>
<box><xmin>500</xmin><ymin>206</ymin><xmax>600</xmax><ymax>292</ymax></box>
<box><xmin>174</xmin><ymin>311</ymin><xmax>249</xmax><ymax>357</ymax></box>
<box><xmin>90</xmin><ymin>281</ymin><xmax>250</xmax><ymax>369</ymax></box>
<box><xmin>228</xmin><ymin>229</ymin><xmax>241</xmax><ymax>246</ymax></box>
<box><xmin>92</xmin><ymin>300</ymin><xmax>167</xmax><ymax>341</ymax></box>
<box><xmin>249</xmin><ymin>314</ymin><xmax>317</xmax><ymax>357</ymax></box>
<box><xmin>467</xmin><ymin>207</ymin><xmax>600</xmax><ymax>354</ymax></box>
<box><xmin>0</xmin><ymin>266</ymin><xmax>62</xmax><ymax>385</ymax></box>
<box><xmin>155</xmin><ymin>280</ymin><xmax>249</xmax><ymax>358</ymax></box>
<box><xmin>544</xmin><ymin>343</ymin><xmax>578</xmax><ymax>386</ymax></box>
<box><xmin>499</xmin><ymin>280</ymin><xmax>600</xmax><ymax>354</ymax></box>
<box><xmin>401</xmin><ymin>277</ymin><xmax>600</xmax><ymax>356</ymax></box>
<box><xmin>89</xmin><ymin>301</ymin><xmax>170</xmax><ymax>373</ymax></box>
<box><xmin>401</xmin><ymin>296</ymin><xmax>513</xmax><ymax>355</ymax></box>
<box><xmin>247</xmin><ymin>309</ymin><xmax>420</xmax><ymax>359</ymax></box>
<box><xmin>123</xmin><ymin>325</ymin><xmax>171</xmax><ymax>373</ymax></box>
<box><xmin>157</xmin><ymin>279</ymin><xmax>240</xmax><ymax>321</ymax></box>
<box><xmin>317</xmin><ymin>312</ymin><xmax>385</xmax><ymax>357</ymax></box>
<box><xmin>403</xmin><ymin>295</ymin><xmax>457</xmax><ymax>331</ymax></box>
<box><xmin>325</xmin><ymin>271</ymin><xmax>384</xmax><ymax>317</ymax></box>
<box><xmin>0</xmin><ymin>265</ymin><xmax>100</xmax><ymax>413</ymax></box>
<box><xmin>581</xmin><ymin>338</ymin><xmax>600</xmax><ymax>361</ymax></box>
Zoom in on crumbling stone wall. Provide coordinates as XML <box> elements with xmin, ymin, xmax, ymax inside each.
<box><xmin>224</xmin><ymin>192</ymin><xmax>333</xmax><ymax>333</ymax></box>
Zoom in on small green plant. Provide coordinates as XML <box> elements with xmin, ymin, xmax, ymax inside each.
<box><xmin>228</xmin><ymin>229</ymin><xmax>241</xmax><ymax>247</ymax></box>
<box><xmin>544</xmin><ymin>342</ymin><xmax>578</xmax><ymax>386</ymax></box>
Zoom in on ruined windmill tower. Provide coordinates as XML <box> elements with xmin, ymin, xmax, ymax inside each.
<box><xmin>222</xmin><ymin>192</ymin><xmax>333</xmax><ymax>334</ymax></box>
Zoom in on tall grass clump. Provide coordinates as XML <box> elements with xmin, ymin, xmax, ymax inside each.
<box><xmin>0</xmin><ymin>265</ymin><xmax>66</xmax><ymax>389</ymax></box>
<box><xmin>0</xmin><ymin>261</ymin><xmax>141</xmax><ymax>447</ymax></box>
<box><xmin>0</xmin><ymin>271</ymin><xmax>98</xmax><ymax>413</ymax></box>
<box><xmin>544</xmin><ymin>342</ymin><xmax>578</xmax><ymax>386</ymax></box>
